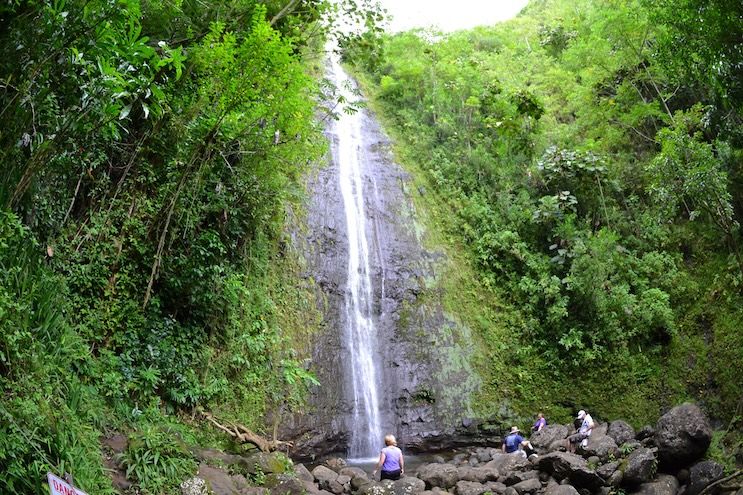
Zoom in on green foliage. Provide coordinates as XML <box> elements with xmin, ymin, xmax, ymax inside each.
<box><xmin>0</xmin><ymin>210</ymin><xmax>113</xmax><ymax>493</ymax></box>
<box><xmin>350</xmin><ymin>0</ymin><xmax>743</xmax><ymax>424</ymax></box>
<box><xmin>119</xmin><ymin>424</ymin><xmax>197</xmax><ymax>493</ymax></box>
<box><xmin>0</xmin><ymin>0</ymin><xmax>343</xmax><ymax>490</ymax></box>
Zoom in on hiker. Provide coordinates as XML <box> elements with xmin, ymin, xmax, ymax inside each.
<box><xmin>502</xmin><ymin>426</ymin><xmax>536</xmax><ymax>458</ymax></box>
<box><xmin>532</xmin><ymin>412</ymin><xmax>547</xmax><ymax>432</ymax></box>
<box><xmin>567</xmin><ymin>409</ymin><xmax>594</xmax><ymax>453</ymax></box>
<box><xmin>373</xmin><ymin>434</ymin><xmax>404</xmax><ymax>481</ymax></box>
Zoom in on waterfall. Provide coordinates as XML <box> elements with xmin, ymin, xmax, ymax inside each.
<box><xmin>329</xmin><ymin>55</ymin><xmax>384</xmax><ymax>459</ymax></box>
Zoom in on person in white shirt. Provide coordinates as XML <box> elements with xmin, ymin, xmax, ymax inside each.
<box><xmin>567</xmin><ymin>409</ymin><xmax>594</xmax><ymax>453</ymax></box>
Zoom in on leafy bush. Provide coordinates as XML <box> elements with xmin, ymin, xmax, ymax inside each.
<box><xmin>119</xmin><ymin>424</ymin><xmax>197</xmax><ymax>493</ymax></box>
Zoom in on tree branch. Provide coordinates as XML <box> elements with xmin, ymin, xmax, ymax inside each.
<box><xmin>270</xmin><ymin>0</ymin><xmax>301</xmax><ymax>26</ymax></box>
<box><xmin>697</xmin><ymin>470</ymin><xmax>742</xmax><ymax>495</ymax></box>
<box><xmin>197</xmin><ymin>409</ymin><xmax>293</xmax><ymax>452</ymax></box>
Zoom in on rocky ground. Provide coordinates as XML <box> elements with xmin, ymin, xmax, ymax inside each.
<box><xmin>175</xmin><ymin>404</ymin><xmax>741</xmax><ymax>495</ymax></box>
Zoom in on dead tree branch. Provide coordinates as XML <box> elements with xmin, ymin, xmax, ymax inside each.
<box><xmin>197</xmin><ymin>409</ymin><xmax>293</xmax><ymax>452</ymax></box>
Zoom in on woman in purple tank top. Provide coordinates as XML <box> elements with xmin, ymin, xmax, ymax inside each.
<box><xmin>372</xmin><ymin>434</ymin><xmax>405</xmax><ymax>480</ymax></box>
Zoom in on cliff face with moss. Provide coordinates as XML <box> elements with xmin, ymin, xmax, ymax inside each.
<box><xmin>285</xmin><ymin>63</ymin><xmax>482</xmax><ymax>457</ymax></box>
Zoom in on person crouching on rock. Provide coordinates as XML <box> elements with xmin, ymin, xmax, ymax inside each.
<box><xmin>566</xmin><ymin>409</ymin><xmax>594</xmax><ymax>453</ymax></box>
<box><xmin>373</xmin><ymin>434</ymin><xmax>404</xmax><ymax>481</ymax></box>
<box><xmin>502</xmin><ymin>426</ymin><xmax>536</xmax><ymax>458</ymax></box>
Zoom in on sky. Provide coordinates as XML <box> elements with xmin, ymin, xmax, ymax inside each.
<box><xmin>376</xmin><ymin>0</ymin><xmax>530</xmax><ymax>33</ymax></box>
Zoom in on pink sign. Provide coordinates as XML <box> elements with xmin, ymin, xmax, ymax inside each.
<box><xmin>47</xmin><ymin>473</ymin><xmax>88</xmax><ymax>495</ymax></box>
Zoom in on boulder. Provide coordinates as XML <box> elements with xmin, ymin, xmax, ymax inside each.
<box><xmin>583</xmin><ymin>436</ymin><xmax>619</xmax><ymax>462</ymax></box>
<box><xmin>456</xmin><ymin>481</ymin><xmax>490</xmax><ymax>495</ymax></box>
<box><xmin>592</xmin><ymin>424</ymin><xmax>609</xmax><ymax>439</ymax></box>
<box><xmin>503</xmin><ymin>471</ymin><xmax>539</xmax><ymax>486</ymax></box>
<box><xmin>340</xmin><ymin>467</ymin><xmax>369</xmax><ymax>482</ymax></box>
<box><xmin>266</xmin><ymin>474</ymin><xmax>307</xmax><ymax>495</ymax></box>
<box><xmin>244</xmin><ymin>488</ymin><xmax>272</xmax><ymax>495</ymax></box>
<box><xmin>641</xmin><ymin>437</ymin><xmax>656</xmax><ymax>448</ymax></box>
<box><xmin>358</xmin><ymin>481</ymin><xmax>395</xmax><ymax>495</ymax></box>
<box><xmin>300</xmin><ymin>479</ymin><xmax>323</xmax><ymax>495</ymax></box>
<box><xmin>608</xmin><ymin>471</ymin><xmax>623</xmax><ymax>487</ymax></box>
<box><xmin>197</xmin><ymin>464</ymin><xmax>239</xmax><ymax>495</ymax></box>
<box><xmin>295</xmin><ymin>463</ymin><xmax>314</xmax><ymax>483</ymax></box>
<box><xmin>677</xmin><ymin>469</ymin><xmax>690</xmax><ymax>485</ymax></box>
<box><xmin>622</xmin><ymin>448</ymin><xmax>658</xmax><ymax>486</ymax></box>
<box><xmin>191</xmin><ymin>447</ymin><xmax>244</xmax><ymax>466</ymax></box>
<box><xmin>393</xmin><ymin>476</ymin><xmax>426</xmax><ymax>495</ymax></box>
<box><xmin>353</xmin><ymin>476</ymin><xmax>373</xmax><ymax>491</ymax></box>
<box><xmin>531</xmin><ymin>425</ymin><xmax>570</xmax><ymax>452</ymax></box>
<box><xmin>457</xmin><ymin>466</ymin><xmax>499</xmax><ymax>483</ymax></box>
<box><xmin>687</xmin><ymin>460</ymin><xmax>724</xmax><ymax>495</ymax></box>
<box><xmin>486</xmin><ymin>481</ymin><xmax>508</xmax><ymax>494</ymax></box>
<box><xmin>485</xmin><ymin>454</ymin><xmax>531</xmax><ymax>475</ymax></box>
<box><xmin>631</xmin><ymin>474</ymin><xmax>679</xmax><ymax>495</ymax></box>
<box><xmin>636</xmin><ymin>426</ymin><xmax>655</xmax><ymax>441</ymax></box>
<box><xmin>232</xmin><ymin>475</ymin><xmax>253</xmax><ymax>494</ymax></box>
<box><xmin>544</xmin><ymin>485</ymin><xmax>580</xmax><ymax>495</ymax></box>
<box><xmin>608</xmin><ymin>421</ymin><xmax>636</xmax><ymax>447</ymax></box>
<box><xmin>476</xmin><ymin>448</ymin><xmax>494</xmax><ymax>463</ymax></box>
<box><xmin>313</xmin><ymin>465</ymin><xmax>342</xmax><ymax>493</ymax></box>
<box><xmin>623</xmin><ymin>441</ymin><xmax>643</xmax><ymax>453</ymax></box>
<box><xmin>314</xmin><ymin>465</ymin><xmax>339</xmax><ymax>483</ymax></box>
<box><xmin>327</xmin><ymin>479</ymin><xmax>345</xmax><ymax>494</ymax></box>
<box><xmin>337</xmin><ymin>474</ymin><xmax>352</xmax><ymax>490</ymax></box>
<box><xmin>244</xmin><ymin>452</ymin><xmax>291</xmax><ymax>475</ymax></box>
<box><xmin>655</xmin><ymin>404</ymin><xmax>712</xmax><ymax>469</ymax></box>
<box><xmin>512</xmin><ymin>479</ymin><xmax>542</xmax><ymax>495</ymax></box>
<box><xmin>568</xmin><ymin>466</ymin><xmax>605</xmax><ymax>491</ymax></box>
<box><xmin>504</xmin><ymin>487</ymin><xmax>519</xmax><ymax>495</ymax></box>
<box><xmin>326</xmin><ymin>458</ymin><xmax>348</xmax><ymax>472</ymax></box>
<box><xmin>537</xmin><ymin>452</ymin><xmax>589</xmax><ymax>481</ymax></box>
<box><xmin>596</xmin><ymin>462</ymin><xmax>619</xmax><ymax>481</ymax></box>
<box><xmin>417</xmin><ymin>463</ymin><xmax>460</xmax><ymax>489</ymax></box>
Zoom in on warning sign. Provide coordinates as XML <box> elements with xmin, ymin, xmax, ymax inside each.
<box><xmin>47</xmin><ymin>473</ymin><xmax>88</xmax><ymax>495</ymax></box>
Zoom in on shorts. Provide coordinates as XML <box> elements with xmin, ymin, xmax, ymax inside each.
<box><xmin>568</xmin><ymin>432</ymin><xmax>589</xmax><ymax>444</ymax></box>
<box><xmin>381</xmin><ymin>469</ymin><xmax>401</xmax><ymax>480</ymax></box>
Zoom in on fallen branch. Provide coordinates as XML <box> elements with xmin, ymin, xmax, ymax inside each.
<box><xmin>697</xmin><ymin>470</ymin><xmax>743</xmax><ymax>495</ymax></box>
<box><xmin>197</xmin><ymin>409</ymin><xmax>293</xmax><ymax>452</ymax></box>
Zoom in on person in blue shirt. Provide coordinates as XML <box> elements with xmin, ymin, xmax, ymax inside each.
<box><xmin>502</xmin><ymin>426</ymin><xmax>535</xmax><ymax>458</ymax></box>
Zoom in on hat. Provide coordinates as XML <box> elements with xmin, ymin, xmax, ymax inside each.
<box><xmin>510</xmin><ymin>426</ymin><xmax>520</xmax><ymax>433</ymax></box>
<box><xmin>577</xmin><ymin>410</ymin><xmax>586</xmax><ymax>419</ymax></box>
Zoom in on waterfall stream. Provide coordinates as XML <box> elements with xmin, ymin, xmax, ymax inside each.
<box><xmin>329</xmin><ymin>55</ymin><xmax>385</xmax><ymax>459</ymax></box>
<box><xmin>288</xmin><ymin>52</ymin><xmax>477</xmax><ymax>461</ymax></box>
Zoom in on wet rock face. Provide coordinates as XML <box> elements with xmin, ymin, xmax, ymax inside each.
<box><xmin>285</xmin><ymin>73</ymin><xmax>479</xmax><ymax>457</ymax></box>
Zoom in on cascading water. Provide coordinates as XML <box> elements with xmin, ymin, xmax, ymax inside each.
<box><xmin>328</xmin><ymin>54</ymin><xmax>385</xmax><ymax>459</ymax></box>
<box><xmin>286</xmin><ymin>49</ymin><xmax>480</xmax><ymax>460</ymax></box>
